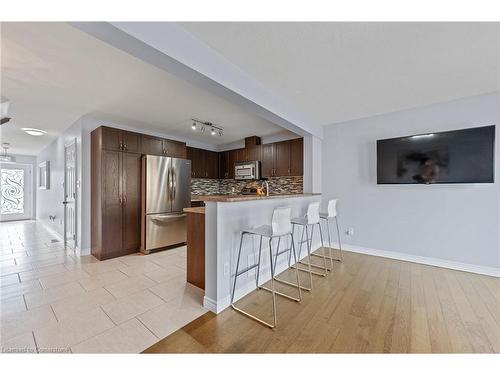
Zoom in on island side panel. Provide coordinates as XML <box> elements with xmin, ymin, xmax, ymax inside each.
<box><xmin>205</xmin><ymin>195</ymin><xmax>322</xmax><ymax>313</ymax></box>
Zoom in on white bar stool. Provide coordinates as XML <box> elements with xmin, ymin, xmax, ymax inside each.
<box><xmin>289</xmin><ymin>201</ymin><xmax>328</xmax><ymax>291</ymax></box>
<box><xmin>316</xmin><ymin>199</ymin><xmax>343</xmax><ymax>267</ymax></box>
<box><xmin>230</xmin><ymin>206</ymin><xmax>301</xmax><ymax>328</ymax></box>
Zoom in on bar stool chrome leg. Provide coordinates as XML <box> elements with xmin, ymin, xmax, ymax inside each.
<box><xmin>335</xmin><ymin>216</ymin><xmax>343</xmax><ymax>261</ymax></box>
<box><xmin>313</xmin><ymin>216</ymin><xmax>343</xmax><ymax>263</ymax></box>
<box><xmin>231</xmin><ymin>232</ymin><xmax>276</xmax><ymax>329</ymax></box>
<box><xmin>261</xmin><ymin>234</ymin><xmax>302</xmax><ymax>301</ymax></box>
<box><xmin>274</xmin><ymin>231</ymin><xmax>308</xmax><ymax>293</ymax></box>
<box><xmin>297</xmin><ymin>223</ymin><xmax>328</xmax><ymax>276</ymax></box>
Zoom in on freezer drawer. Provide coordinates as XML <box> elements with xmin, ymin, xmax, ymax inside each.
<box><xmin>144</xmin><ymin>212</ymin><xmax>187</xmax><ymax>253</ymax></box>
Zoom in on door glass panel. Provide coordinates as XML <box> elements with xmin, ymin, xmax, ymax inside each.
<box><xmin>1</xmin><ymin>168</ymin><xmax>25</xmax><ymax>214</ymax></box>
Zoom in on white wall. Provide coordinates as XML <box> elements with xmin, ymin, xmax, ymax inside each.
<box><xmin>322</xmin><ymin>92</ymin><xmax>500</xmax><ymax>274</ymax></box>
<box><xmin>36</xmin><ymin>119</ymin><xmax>83</xmax><ymax>247</ymax></box>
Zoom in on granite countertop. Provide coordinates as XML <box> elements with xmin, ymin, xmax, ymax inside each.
<box><xmin>190</xmin><ymin>193</ymin><xmax>321</xmax><ymax>203</ymax></box>
<box><xmin>183</xmin><ymin>207</ymin><xmax>206</xmax><ymax>214</ymax></box>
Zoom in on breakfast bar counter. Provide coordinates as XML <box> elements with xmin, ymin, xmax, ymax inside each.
<box><xmin>198</xmin><ymin>193</ymin><xmax>323</xmax><ymax>313</ymax></box>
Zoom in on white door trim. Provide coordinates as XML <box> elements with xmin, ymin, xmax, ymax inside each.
<box><xmin>63</xmin><ymin>138</ymin><xmax>77</xmax><ymax>249</ymax></box>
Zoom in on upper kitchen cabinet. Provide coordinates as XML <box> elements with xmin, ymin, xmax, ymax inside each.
<box><xmin>274</xmin><ymin>140</ymin><xmax>291</xmax><ymax>176</ymax></box>
<box><xmin>164</xmin><ymin>139</ymin><xmax>187</xmax><ymax>158</ymax></box>
<box><xmin>260</xmin><ymin>138</ymin><xmax>303</xmax><ymax>177</ymax></box>
<box><xmin>141</xmin><ymin>135</ymin><xmax>187</xmax><ymax>158</ymax></box>
<box><xmin>101</xmin><ymin>127</ymin><xmax>140</xmax><ymax>153</ymax></box>
<box><xmin>141</xmin><ymin>135</ymin><xmax>163</xmax><ymax>155</ymax></box>
<box><xmin>289</xmin><ymin>138</ymin><xmax>303</xmax><ymax>176</ymax></box>
<box><xmin>245</xmin><ymin>136</ymin><xmax>261</xmax><ymax>162</ymax></box>
<box><xmin>187</xmin><ymin>147</ymin><xmax>218</xmax><ymax>179</ymax></box>
<box><xmin>218</xmin><ymin>151</ymin><xmax>230</xmax><ymax>179</ymax></box>
<box><xmin>261</xmin><ymin>143</ymin><xmax>274</xmax><ymax>178</ymax></box>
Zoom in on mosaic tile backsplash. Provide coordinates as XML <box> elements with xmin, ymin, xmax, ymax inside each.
<box><xmin>191</xmin><ymin>176</ymin><xmax>303</xmax><ymax>196</ymax></box>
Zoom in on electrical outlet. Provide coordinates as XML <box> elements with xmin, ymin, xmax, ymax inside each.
<box><xmin>346</xmin><ymin>227</ymin><xmax>354</xmax><ymax>236</ymax></box>
<box><xmin>223</xmin><ymin>262</ymin><xmax>229</xmax><ymax>276</ymax></box>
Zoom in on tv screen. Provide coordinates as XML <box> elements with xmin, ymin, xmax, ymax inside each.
<box><xmin>377</xmin><ymin>125</ymin><xmax>495</xmax><ymax>184</ymax></box>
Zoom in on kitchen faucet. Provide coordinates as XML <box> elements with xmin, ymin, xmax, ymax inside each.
<box><xmin>261</xmin><ymin>180</ymin><xmax>270</xmax><ymax>197</ymax></box>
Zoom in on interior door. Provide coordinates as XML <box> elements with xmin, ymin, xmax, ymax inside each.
<box><xmin>64</xmin><ymin>139</ymin><xmax>77</xmax><ymax>248</ymax></box>
<box><xmin>0</xmin><ymin>162</ymin><xmax>32</xmax><ymax>222</ymax></box>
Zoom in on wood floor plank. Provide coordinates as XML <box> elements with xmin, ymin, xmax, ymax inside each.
<box><xmin>432</xmin><ymin>268</ymin><xmax>473</xmax><ymax>352</ymax></box>
<box><xmin>409</xmin><ymin>263</ymin><xmax>432</xmax><ymax>353</ymax></box>
<box><xmin>442</xmin><ymin>269</ymin><xmax>494</xmax><ymax>353</ymax></box>
<box><xmin>454</xmin><ymin>271</ymin><xmax>500</xmax><ymax>352</ymax></box>
<box><xmin>142</xmin><ymin>251</ymin><xmax>500</xmax><ymax>354</ymax></box>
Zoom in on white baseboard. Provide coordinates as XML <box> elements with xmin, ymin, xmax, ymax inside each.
<box><xmin>331</xmin><ymin>242</ymin><xmax>500</xmax><ymax>278</ymax></box>
<box><xmin>203</xmin><ymin>296</ymin><xmax>219</xmax><ymax>313</ymax></box>
<box><xmin>75</xmin><ymin>247</ymin><xmax>91</xmax><ymax>256</ymax></box>
<box><xmin>39</xmin><ymin>221</ymin><xmax>65</xmax><ymax>243</ymax></box>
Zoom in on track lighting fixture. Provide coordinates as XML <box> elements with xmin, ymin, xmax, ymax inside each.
<box><xmin>190</xmin><ymin>118</ymin><xmax>224</xmax><ymax>137</ymax></box>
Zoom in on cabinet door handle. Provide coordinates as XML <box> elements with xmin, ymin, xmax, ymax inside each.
<box><xmin>119</xmin><ymin>196</ymin><xmax>123</xmax><ymax>205</ymax></box>
<box><xmin>123</xmin><ymin>195</ymin><xmax>127</xmax><ymax>205</ymax></box>
<box><xmin>123</xmin><ymin>143</ymin><xmax>127</xmax><ymax>151</ymax></box>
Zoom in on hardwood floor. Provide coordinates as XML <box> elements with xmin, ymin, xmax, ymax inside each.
<box><xmin>143</xmin><ymin>249</ymin><xmax>500</xmax><ymax>353</ymax></box>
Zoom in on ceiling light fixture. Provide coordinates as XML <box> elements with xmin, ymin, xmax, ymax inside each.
<box><xmin>190</xmin><ymin>118</ymin><xmax>224</xmax><ymax>137</ymax></box>
<box><xmin>0</xmin><ymin>99</ymin><xmax>11</xmax><ymax>125</ymax></box>
<box><xmin>22</xmin><ymin>128</ymin><xmax>47</xmax><ymax>136</ymax></box>
<box><xmin>0</xmin><ymin>142</ymin><xmax>14</xmax><ymax>162</ymax></box>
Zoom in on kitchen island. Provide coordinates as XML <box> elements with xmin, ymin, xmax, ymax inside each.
<box><xmin>196</xmin><ymin>193</ymin><xmax>322</xmax><ymax>313</ymax></box>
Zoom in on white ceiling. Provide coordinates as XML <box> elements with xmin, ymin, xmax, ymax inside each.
<box><xmin>180</xmin><ymin>22</ymin><xmax>500</xmax><ymax>126</ymax></box>
<box><xmin>0</xmin><ymin>22</ymin><xmax>289</xmax><ymax>155</ymax></box>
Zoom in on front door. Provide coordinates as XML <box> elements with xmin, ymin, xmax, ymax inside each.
<box><xmin>0</xmin><ymin>162</ymin><xmax>33</xmax><ymax>222</ymax></box>
<box><xmin>63</xmin><ymin>139</ymin><xmax>77</xmax><ymax>248</ymax></box>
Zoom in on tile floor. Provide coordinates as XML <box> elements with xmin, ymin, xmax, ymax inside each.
<box><xmin>0</xmin><ymin>220</ymin><xmax>207</xmax><ymax>353</ymax></box>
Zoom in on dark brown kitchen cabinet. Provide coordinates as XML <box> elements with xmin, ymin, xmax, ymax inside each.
<box><xmin>259</xmin><ymin>138</ymin><xmax>303</xmax><ymax>177</ymax></box>
<box><xmin>121</xmin><ymin>153</ymin><xmax>141</xmax><ymax>253</ymax></box>
<box><xmin>141</xmin><ymin>136</ymin><xmax>187</xmax><ymax>158</ymax></box>
<box><xmin>101</xmin><ymin>127</ymin><xmax>140</xmax><ymax>153</ymax></box>
<box><xmin>261</xmin><ymin>143</ymin><xmax>274</xmax><ymax>177</ymax></box>
<box><xmin>206</xmin><ymin>150</ymin><xmax>219</xmax><ymax>178</ymax></box>
<box><xmin>235</xmin><ymin>148</ymin><xmax>246</xmax><ymax>163</ymax></box>
<box><xmin>274</xmin><ymin>141</ymin><xmax>291</xmax><ymax>176</ymax></box>
<box><xmin>289</xmin><ymin>138</ymin><xmax>303</xmax><ymax>176</ymax></box>
<box><xmin>164</xmin><ymin>139</ymin><xmax>187</xmax><ymax>158</ymax></box>
<box><xmin>141</xmin><ymin>135</ymin><xmax>164</xmax><ymax>156</ymax></box>
<box><xmin>187</xmin><ymin>147</ymin><xmax>218</xmax><ymax>179</ymax></box>
<box><xmin>218</xmin><ymin>151</ymin><xmax>230</xmax><ymax>179</ymax></box>
<box><xmin>91</xmin><ymin>127</ymin><xmax>141</xmax><ymax>260</ymax></box>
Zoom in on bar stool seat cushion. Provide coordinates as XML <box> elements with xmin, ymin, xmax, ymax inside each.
<box><xmin>244</xmin><ymin>225</ymin><xmax>273</xmax><ymax>238</ymax></box>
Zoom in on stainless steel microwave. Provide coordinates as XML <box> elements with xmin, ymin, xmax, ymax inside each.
<box><xmin>234</xmin><ymin>161</ymin><xmax>261</xmax><ymax>180</ymax></box>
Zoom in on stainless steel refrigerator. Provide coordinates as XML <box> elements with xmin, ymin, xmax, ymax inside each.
<box><xmin>142</xmin><ymin>155</ymin><xmax>191</xmax><ymax>254</ymax></box>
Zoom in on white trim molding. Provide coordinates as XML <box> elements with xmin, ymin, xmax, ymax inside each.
<box><xmin>332</xmin><ymin>242</ymin><xmax>500</xmax><ymax>278</ymax></box>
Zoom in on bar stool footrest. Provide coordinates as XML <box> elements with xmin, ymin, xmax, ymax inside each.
<box><xmin>231</xmin><ymin>304</ymin><xmax>275</xmax><ymax>329</ymax></box>
<box><xmin>259</xmin><ymin>285</ymin><xmax>301</xmax><ymax>302</ymax></box>
<box><xmin>235</xmin><ymin>263</ymin><xmax>259</xmax><ymax>277</ymax></box>
<box><xmin>291</xmin><ymin>264</ymin><xmax>327</xmax><ymax>277</ymax></box>
<box><xmin>274</xmin><ymin>276</ymin><xmax>312</xmax><ymax>291</ymax></box>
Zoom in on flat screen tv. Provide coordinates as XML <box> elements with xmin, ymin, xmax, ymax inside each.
<box><xmin>377</xmin><ymin>125</ymin><xmax>495</xmax><ymax>184</ymax></box>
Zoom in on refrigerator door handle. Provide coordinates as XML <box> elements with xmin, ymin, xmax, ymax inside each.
<box><xmin>149</xmin><ymin>213</ymin><xmax>186</xmax><ymax>222</ymax></box>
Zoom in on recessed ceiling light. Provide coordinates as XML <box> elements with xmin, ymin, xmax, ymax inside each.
<box><xmin>22</xmin><ymin>128</ymin><xmax>46</xmax><ymax>136</ymax></box>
